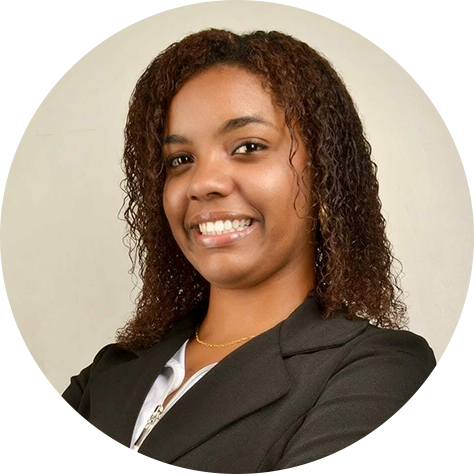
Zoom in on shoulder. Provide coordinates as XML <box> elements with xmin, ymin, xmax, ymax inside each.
<box><xmin>352</xmin><ymin>324</ymin><xmax>436</xmax><ymax>366</ymax></box>
<box><xmin>62</xmin><ymin>343</ymin><xmax>136</xmax><ymax>411</ymax></box>
<box><xmin>365</xmin><ymin>323</ymin><xmax>431</xmax><ymax>346</ymax></box>
<box><xmin>85</xmin><ymin>343</ymin><xmax>137</xmax><ymax>379</ymax></box>
<box><xmin>67</xmin><ymin>343</ymin><xmax>137</xmax><ymax>383</ymax></box>
<box><xmin>332</xmin><ymin>324</ymin><xmax>437</xmax><ymax>393</ymax></box>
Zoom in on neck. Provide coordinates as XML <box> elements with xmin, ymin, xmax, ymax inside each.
<box><xmin>197</xmin><ymin>261</ymin><xmax>316</xmax><ymax>344</ymax></box>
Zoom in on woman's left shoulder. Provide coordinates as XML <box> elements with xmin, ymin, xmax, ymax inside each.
<box><xmin>346</xmin><ymin>323</ymin><xmax>437</xmax><ymax>376</ymax></box>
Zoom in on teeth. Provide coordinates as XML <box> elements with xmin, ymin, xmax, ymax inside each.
<box><xmin>198</xmin><ymin>219</ymin><xmax>252</xmax><ymax>235</ymax></box>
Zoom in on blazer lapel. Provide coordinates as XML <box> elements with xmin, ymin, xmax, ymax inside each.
<box><xmin>139</xmin><ymin>319</ymin><xmax>291</xmax><ymax>462</ymax></box>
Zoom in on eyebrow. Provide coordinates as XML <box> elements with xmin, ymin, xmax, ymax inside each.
<box><xmin>163</xmin><ymin>115</ymin><xmax>275</xmax><ymax>146</ymax></box>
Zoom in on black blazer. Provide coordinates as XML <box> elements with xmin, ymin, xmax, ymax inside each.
<box><xmin>63</xmin><ymin>296</ymin><xmax>436</xmax><ymax>472</ymax></box>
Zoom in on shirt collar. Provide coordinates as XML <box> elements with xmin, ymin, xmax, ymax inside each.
<box><xmin>165</xmin><ymin>337</ymin><xmax>190</xmax><ymax>369</ymax></box>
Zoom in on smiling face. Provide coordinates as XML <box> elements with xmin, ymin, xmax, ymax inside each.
<box><xmin>162</xmin><ymin>65</ymin><xmax>315</xmax><ymax>290</ymax></box>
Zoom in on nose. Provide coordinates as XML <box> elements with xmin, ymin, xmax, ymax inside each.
<box><xmin>187</xmin><ymin>154</ymin><xmax>234</xmax><ymax>201</ymax></box>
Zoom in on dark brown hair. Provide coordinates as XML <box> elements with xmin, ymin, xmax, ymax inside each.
<box><xmin>116</xmin><ymin>29</ymin><xmax>407</xmax><ymax>351</ymax></box>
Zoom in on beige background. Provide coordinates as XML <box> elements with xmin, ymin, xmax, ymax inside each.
<box><xmin>1</xmin><ymin>1</ymin><xmax>472</xmax><ymax>393</ymax></box>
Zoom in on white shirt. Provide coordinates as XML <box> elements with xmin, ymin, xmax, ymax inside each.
<box><xmin>130</xmin><ymin>337</ymin><xmax>218</xmax><ymax>450</ymax></box>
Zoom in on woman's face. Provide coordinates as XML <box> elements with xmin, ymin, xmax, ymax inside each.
<box><xmin>163</xmin><ymin>65</ymin><xmax>315</xmax><ymax>289</ymax></box>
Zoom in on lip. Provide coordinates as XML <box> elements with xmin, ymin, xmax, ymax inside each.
<box><xmin>192</xmin><ymin>220</ymin><xmax>257</xmax><ymax>248</ymax></box>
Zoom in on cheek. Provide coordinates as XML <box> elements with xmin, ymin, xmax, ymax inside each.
<box><xmin>246</xmin><ymin>166</ymin><xmax>301</xmax><ymax>234</ymax></box>
<box><xmin>257</xmin><ymin>166</ymin><xmax>300</xmax><ymax>213</ymax></box>
<box><xmin>248</xmin><ymin>164</ymin><xmax>292</xmax><ymax>200</ymax></box>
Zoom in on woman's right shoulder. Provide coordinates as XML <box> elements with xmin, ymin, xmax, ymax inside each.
<box><xmin>89</xmin><ymin>342</ymin><xmax>137</xmax><ymax>368</ymax></box>
<box><xmin>62</xmin><ymin>343</ymin><xmax>137</xmax><ymax>411</ymax></box>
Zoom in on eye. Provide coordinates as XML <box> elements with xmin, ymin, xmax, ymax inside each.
<box><xmin>165</xmin><ymin>154</ymin><xmax>193</xmax><ymax>169</ymax></box>
<box><xmin>165</xmin><ymin>140</ymin><xmax>268</xmax><ymax>169</ymax></box>
<box><xmin>233</xmin><ymin>141</ymin><xmax>268</xmax><ymax>154</ymax></box>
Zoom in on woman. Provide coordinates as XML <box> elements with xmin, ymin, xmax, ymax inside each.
<box><xmin>63</xmin><ymin>29</ymin><xmax>436</xmax><ymax>472</ymax></box>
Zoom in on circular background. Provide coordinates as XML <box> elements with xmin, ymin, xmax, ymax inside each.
<box><xmin>1</xmin><ymin>1</ymin><xmax>472</xmax><ymax>472</ymax></box>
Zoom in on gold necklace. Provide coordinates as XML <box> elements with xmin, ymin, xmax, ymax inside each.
<box><xmin>195</xmin><ymin>324</ymin><xmax>257</xmax><ymax>348</ymax></box>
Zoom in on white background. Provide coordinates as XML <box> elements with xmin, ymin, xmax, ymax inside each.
<box><xmin>0</xmin><ymin>0</ymin><xmax>474</xmax><ymax>392</ymax></box>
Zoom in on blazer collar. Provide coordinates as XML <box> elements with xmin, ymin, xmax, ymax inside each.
<box><xmin>279</xmin><ymin>295</ymin><xmax>369</xmax><ymax>355</ymax></box>
<box><xmin>90</xmin><ymin>295</ymin><xmax>368</xmax><ymax>463</ymax></box>
<box><xmin>131</xmin><ymin>295</ymin><xmax>369</xmax><ymax>358</ymax></box>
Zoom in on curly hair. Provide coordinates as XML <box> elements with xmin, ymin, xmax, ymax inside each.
<box><xmin>116</xmin><ymin>28</ymin><xmax>407</xmax><ymax>351</ymax></box>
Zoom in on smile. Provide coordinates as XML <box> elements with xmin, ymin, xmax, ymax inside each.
<box><xmin>193</xmin><ymin>220</ymin><xmax>257</xmax><ymax>248</ymax></box>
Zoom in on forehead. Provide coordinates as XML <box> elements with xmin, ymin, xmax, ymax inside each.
<box><xmin>165</xmin><ymin>66</ymin><xmax>284</xmax><ymax>134</ymax></box>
